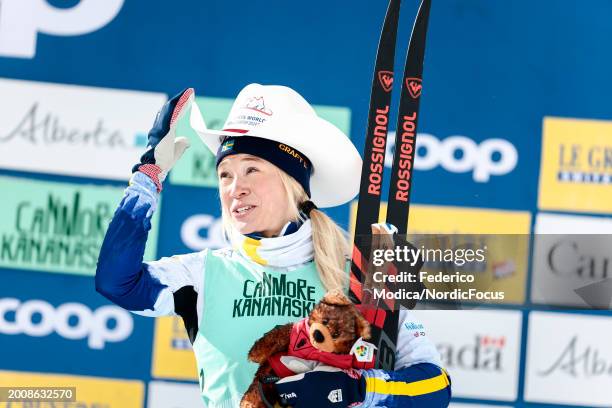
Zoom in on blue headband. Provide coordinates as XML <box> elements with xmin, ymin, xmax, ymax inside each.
<box><xmin>216</xmin><ymin>136</ymin><xmax>312</xmax><ymax>197</ymax></box>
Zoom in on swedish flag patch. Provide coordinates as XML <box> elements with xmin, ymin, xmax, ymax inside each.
<box><xmin>221</xmin><ymin>139</ymin><xmax>235</xmax><ymax>152</ymax></box>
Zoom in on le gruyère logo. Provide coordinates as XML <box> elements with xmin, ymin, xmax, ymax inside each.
<box><xmin>557</xmin><ymin>142</ymin><xmax>612</xmax><ymax>185</ymax></box>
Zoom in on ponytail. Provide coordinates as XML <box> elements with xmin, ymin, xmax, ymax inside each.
<box><xmin>309</xmin><ymin>208</ymin><xmax>350</xmax><ymax>291</ymax></box>
<box><xmin>277</xmin><ymin>171</ymin><xmax>350</xmax><ymax>292</ymax></box>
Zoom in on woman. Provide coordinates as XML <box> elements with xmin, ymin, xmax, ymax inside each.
<box><xmin>95</xmin><ymin>84</ymin><xmax>451</xmax><ymax>407</ymax></box>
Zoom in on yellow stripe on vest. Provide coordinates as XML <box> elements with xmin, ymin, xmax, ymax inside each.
<box><xmin>366</xmin><ymin>369</ymin><xmax>450</xmax><ymax>396</ymax></box>
<box><xmin>242</xmin><ymin>237</ymin><xmax>268</xmax><ymax>265</ymax></box>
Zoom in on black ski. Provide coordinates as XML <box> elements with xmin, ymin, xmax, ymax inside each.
<box><xmin>349</xmin><ymin>0</ymin><xmax>401</xmax><ymax>371</ymax></box>
<box><xmin>350</xmin><ymin>0</ymin><xmax>432</xmax><ymax>371</ymax></box>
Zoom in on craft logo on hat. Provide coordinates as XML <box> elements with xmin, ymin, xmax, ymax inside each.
<box><xmin>278</xmin><ymin>143</ymin><xmax>309</xmax><ymax>169</ymax></box>
<box><xmin>243</xmin><ymin>96</ymin><xmax>273</xmax><ymax>116</ymax></box>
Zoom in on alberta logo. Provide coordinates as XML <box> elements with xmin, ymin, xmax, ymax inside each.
<box><xmin>539</xmin><ymin>117</ymin><xmax>612</xmax><ymax>213</ymax></box>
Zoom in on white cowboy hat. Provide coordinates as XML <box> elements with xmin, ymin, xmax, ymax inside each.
<box><xmin>190</xmin><ymin>83</ymin><xmax>362</xmax><ymax>208</ymax></box>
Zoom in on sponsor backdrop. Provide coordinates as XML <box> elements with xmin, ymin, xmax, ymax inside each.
<box><xmin>1</xmin><ymin>0</ymin><xmax>611</xmax><ymax>407</ymax></box>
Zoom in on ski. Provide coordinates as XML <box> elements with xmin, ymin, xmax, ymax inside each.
<box><xmin>349</xmin><ymin>0</ymin><xmax>401</xmax><ymax>371</ymax></box>
<box><xmin>350</xmin><ymin>0</ymin><xmax>432</xmax><ymax>371</ymax></box>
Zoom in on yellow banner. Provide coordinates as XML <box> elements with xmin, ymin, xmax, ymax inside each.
<box><xmin>349</xmin><ymin>203</ymin><xmax>532</xmax><ymax>304</ymax></box>
<box><xmin>151</xmin><ymin>316</ymin><xmax>198</xmax><ymax>380</ymax></box>
<box><xmin>538</xmin><ymin>116</ymin><xmax>612</xmax><ymax>214</ymax></box>
<box><xmin>0</xmin><ymin>371</ymin><xmax>143</xmax><ymax>407</ymax></box>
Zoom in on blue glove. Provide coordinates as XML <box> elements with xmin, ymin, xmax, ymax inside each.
<box><xmin>274</xmin><ymin>366</ymin><xmax>365</xmax><ymax>407</ymax></box>
<box><xmin>133</xmin><ymin>88</ymin><xmax>194</xmax><ymax>191</ymax></box>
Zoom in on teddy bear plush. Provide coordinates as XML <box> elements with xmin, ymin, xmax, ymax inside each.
<box><xmin>240</xmin><ymin>290</ymin><xmax>374</xmax><ymax>408</ymax></box>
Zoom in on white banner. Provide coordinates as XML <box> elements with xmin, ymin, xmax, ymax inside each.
<box><xmin>147</xmin><ymin>381</ymin><xmax>201</xmax><ymax>408</ymax></box>
<box><xmin>531</xmin><ymin>213</ymin><xmax>612</xmax><ymax>309</ymax></box>
<box><xmin>0</xmin><ymin>78</ymin><xmax>166</xmax><ymax>181</ymax></box>
<box><xmin>412</xmin><ymin>309</ymin><xmax>522</xmax><ymax>401</ymax></box>
<box><xmin>525</xmin><ymin>311</ymin><xmax>612</xmax><ymax>406</ymax></box>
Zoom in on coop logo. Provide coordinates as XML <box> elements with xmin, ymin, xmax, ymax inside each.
<box><xmin>180</xmin><ymin>214</ymin><xmax>227</xmax><ymax>251</ymax></box>
<box><xmin>438</xmin><ymin>335</ymin><xmax>506</xmax><ymax>372</ymax></box>
<box><xmin>385</xmin><ymin>133</ymin><xmax>518</xmax><ymax>182</ymax></box>
<box><xmin>0</xmin><ymin>0</ymin><xmax>125</xmax><ymax>59</ymax></box>
<box><xmin>0</xmin><ymin>298</ymin><xmax>133</xmax><ymax>349</ymax></box>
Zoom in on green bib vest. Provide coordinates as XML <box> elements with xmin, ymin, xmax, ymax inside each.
<box><xmin>192</xmin><ymin>249</ymin><xmax>327</xmax><ymax>408</ymax></box>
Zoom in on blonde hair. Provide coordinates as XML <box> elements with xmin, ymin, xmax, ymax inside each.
<box><xmin>278</xmin><ymin>170</ymin><xmax>350</xmax><ymax>292</ymax></box>
<box><xmin>220</xmin><ymin>166</ymin><xmax>350</xmax><ymax>292</ymax></box>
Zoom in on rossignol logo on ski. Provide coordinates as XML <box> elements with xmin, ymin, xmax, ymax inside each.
<box><xmin>377</xmin><ymin>71</ymin><xmax>394</xmax><ymax>92</ymax></box>
<box><xmin>368</xmin><ymin>105</ymin><xmax>390</xmax><ymax>196</ymax></box>
<box><xmin>232</xmin><ymin>272</ymin><xmax>317</xmax><ymax>318</ymax></box>
<box><xmin>393</xmin><ymin>112</ymin><xmax>417</xmax><ymax>202</ymax></box>
<box><xmin>405</xmin><ymin>77</ymin><xmax>423</xmax><ymax>99</ymax></box>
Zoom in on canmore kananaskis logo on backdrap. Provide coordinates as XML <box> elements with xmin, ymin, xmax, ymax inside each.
<box><xmin>0</xmin><ymin>177</ymin><xmax>160</xmax><ymax>275</ymax></box>
<box><xmin>232</xmin><ymin>272</ymin><xmax>317</xmax><ymax>318</ymax></box>
<box><xmin>1</xmin><ymin>191</ymin><xmax>109</xmax><ymax>270</ymax></box>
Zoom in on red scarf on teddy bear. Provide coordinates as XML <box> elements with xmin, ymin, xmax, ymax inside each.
<box><xmin>268</xmin><ymin>318</ymin><xmax>375</xmax><ymax>378</ymax></box>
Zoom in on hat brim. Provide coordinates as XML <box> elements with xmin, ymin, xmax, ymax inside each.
<box><xmin>190</xmin><ymin>103</ymin><xmax>362</xmax><ymax>208</ymax></box>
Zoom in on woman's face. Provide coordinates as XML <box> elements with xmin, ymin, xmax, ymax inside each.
<box><xmin>218</xmin><ymin>153</ymin><xmax>292</xmax><ymax>237</ymax></box>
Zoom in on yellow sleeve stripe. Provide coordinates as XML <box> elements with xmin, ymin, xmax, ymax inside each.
<box><xmin>366</xmin><ymin>369</ymin><xmax>450</xmax><ymax>396</ymax></box>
